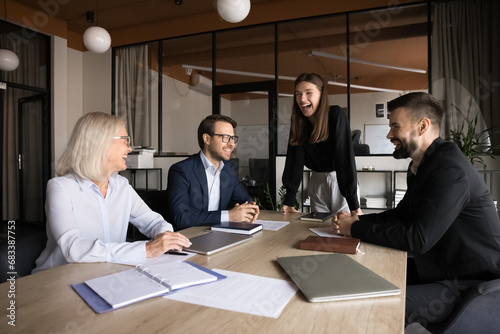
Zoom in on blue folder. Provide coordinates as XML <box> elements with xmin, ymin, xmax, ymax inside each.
<box><xmin>72</xmin><ymin>261</ymin><xmax>226</xmax><ymax>313</ymax></box>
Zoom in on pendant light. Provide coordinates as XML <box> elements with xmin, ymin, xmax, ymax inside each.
<box><xmin>0</xmin><ymin>49</ymin><xmax>19</xmax><ymax>71</ymax></box>
<box><xmin>217</xmin><ymin>0</ymin><xmax>251</xmax><ymax>23</ymax></box>
<box><xmin>83</xmin><ymin>1</ymin><xmax>111</xmax><ymax>54</ymax></box>
<box><xmin>0</xmin><ymin>1</ymin><xmax>19</xmax><ymax>71</ymax></box>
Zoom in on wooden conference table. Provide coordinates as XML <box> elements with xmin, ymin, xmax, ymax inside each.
<box><xmin>0</xmin><ymin>211</ymin><xmax>406</xmax><ymax>334</ymax></box>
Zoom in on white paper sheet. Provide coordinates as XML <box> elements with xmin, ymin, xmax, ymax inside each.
<box><xmin>255</xmin><ymin>219</ymin><xmax>290</xmax><ymax>231</ymax></box>
<box><xmin>309</xmin><ymin>227</ymin><xmax>347</xmax><ymax>238</ymax></box>
<box><xmin>163</xmin><ymin>269</ymin><xmax>298</xmax><ymax>318</ymax></box>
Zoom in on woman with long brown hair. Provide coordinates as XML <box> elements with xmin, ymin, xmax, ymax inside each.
<box><xmin>282</xmin><ymin>73</ymin><xmax>361</xmax><ymax>216</ymax></box>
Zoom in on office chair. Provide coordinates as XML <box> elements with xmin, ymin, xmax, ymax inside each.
<box><xmin>0</xmin><ymin>225</ymin><xmax>47</xmax><ymax>282</ymax></box>
<box><xmin>351</xmin><ymin>130</ymin><xmax>370</xmax><ymax>156</ymax></box>
<box><xmin>127</xmin><ymin>190</ymin><xmax>168</xmax><ymax>241</ymax></box>
<box><xmin>248</xmin><ymin>158</ymin><xmax>269</xmax><ymax>184</ymax></box>
<box><xmin>426</xmin><ymin>278</ymin><xmax>500</xmax><ymax>333</ymax></box>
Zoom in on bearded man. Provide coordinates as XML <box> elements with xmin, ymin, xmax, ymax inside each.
<box><xmin>333</xmin><ymin>92</ymin><xmax>500</xmax><ymax>330</ymax></box>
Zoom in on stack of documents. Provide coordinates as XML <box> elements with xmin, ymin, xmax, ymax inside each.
<box><xmin>362</xmin><ymin>195</ymin><xmax>387</xmax><ymax>209</ymax></box>
<box><xmin>394</xmin><ymin>189</ymin><xmax>406</xmax><ymax>207</ymax></box>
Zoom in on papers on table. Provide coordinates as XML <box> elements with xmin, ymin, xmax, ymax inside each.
<box><xmin>83</xmin><ymin>261</ymin><xmax>222</xmax><ymax>310</ymax></box>
<box><xmin>309</xmin><ymin>227</ymin><xmax>346</xmax><ymax>238</ymax></box>
<box><xmin>164</xmin><ymin>269</ymin><xmax>298</xmax><ymax>318</ymax></box>
<box><xmin>255</xmin><ymin>219</ymin><xmax>290</xmax><ymax>231</ymax></box>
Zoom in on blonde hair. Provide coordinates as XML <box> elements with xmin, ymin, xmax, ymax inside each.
<box><xmin>56</xmin><ymin>112</ymin><xmax>127</xmax><ymax>181</ymax></box>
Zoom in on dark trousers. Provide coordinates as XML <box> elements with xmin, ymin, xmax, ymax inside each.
<box><xmin>405</xmin><ymin>258</ymin><xmax>482</xmax><ymax>328</ymax></box>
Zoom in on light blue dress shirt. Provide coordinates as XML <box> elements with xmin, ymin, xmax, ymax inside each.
<box><xmin>33</xmin><ymin>173</ymin><xmax>173</xmax><ymax>273</ymax></box>
<box><xmin>200</xmin><ymin>151</ymin><xmax>229</xmax><ymax>222</ymax></box>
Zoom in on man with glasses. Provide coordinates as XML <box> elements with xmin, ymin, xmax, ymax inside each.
<box><xmin>166</xmin><ymin>114</ymin><xmax>259</xmax><ymax>230</ymax></box>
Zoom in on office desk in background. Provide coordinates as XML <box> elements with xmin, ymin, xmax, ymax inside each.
<box><xmin>0</xmin><ymin>211</ymin><xmax>406</xmax><ymax>334</ymax></box>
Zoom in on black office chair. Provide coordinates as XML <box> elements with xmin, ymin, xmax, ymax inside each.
<box><xmin>352</xmin><ymin>130</ymin><xmax>370</xmax><ymax>156</ymax></box>
<box><xmin>127</xmin><ymin>190</ymin><xmax>168</xmax><ymax>241</ymax></box>
<box><xmin>426</xmin><ymin>278</ymin><xmax>500</xmax><ymax>333</ymax></box>
<box><xmin>248</xmin><ymin>158</ymin><xmax>269</xmax><ymax>185</ymax></box>
<box><xmin>0</xmin><ymin>225</ymin><xmax>47</xmax><ymax>282</ymax></box>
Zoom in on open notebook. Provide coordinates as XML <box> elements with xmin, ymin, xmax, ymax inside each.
<box><xmin>277</xmin><ymin>254</ymin><xmax>400</xmax><ymax>302</ymax></box>
<box><xmin>72</xmin><ymin>261</ymin><xmax>225</xmax><ymax>313</ymax></box>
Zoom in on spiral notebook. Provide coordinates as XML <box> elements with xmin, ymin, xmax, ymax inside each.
<box><xmin>72</xmin><ymin>261</ymin><xmax>225</xmax><ymax>313</ymax></box>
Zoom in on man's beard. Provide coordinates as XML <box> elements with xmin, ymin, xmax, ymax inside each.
<box><xmin>208</xmin><ymin>145</ymin><xmax>231</xmax><ymax>162</ymax></box>
<box><xmin>393</xmin><ymin>132</ymin><xmax>417</xmax><ymax>159</ymax></box>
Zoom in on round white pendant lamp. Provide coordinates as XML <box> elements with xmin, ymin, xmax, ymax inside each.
<box><xmin>217</xmin><ymin>0</ymin><xmax>251</xmax><ymax>23</ymax></box>
<box><xmin>0</xmin><ymin>49</ymin><xmax>19</xmax><ymax>71</ymax></box>
<box><xmin>83</xmin><ymin>26</ymin><xmax>111</xmax><ymax>54</ymax></box>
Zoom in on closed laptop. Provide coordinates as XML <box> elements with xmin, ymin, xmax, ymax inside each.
<box><xmin>185</xmin><ymin>231</ymin><xmax>252</xmax><ymax>255</ymax></box>
<box><xmin>277</xmin><ymin>253</ymin><xmax>400</xmax><ymax>302</ymax></box>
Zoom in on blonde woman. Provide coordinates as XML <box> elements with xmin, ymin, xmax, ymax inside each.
<box><xmin>33</xmin><ymin>112</ymin><xmax>190</xmax><ymax>273</ymax></box>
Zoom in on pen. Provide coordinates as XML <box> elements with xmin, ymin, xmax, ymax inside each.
<box><xmin>165</xmin><ymin>250</ymin><xmax>188</xmax><ymax>256</ymax></box>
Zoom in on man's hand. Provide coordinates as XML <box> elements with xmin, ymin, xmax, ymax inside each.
<box><xmin>332</xmin><ymin>210</ymin><xmax>359</xmax><ymax>237</ymax></box>
<box><xmin>229</xmin><ymin>202</ymin><xmax>260</xmax><ymax>223</ymax></box>
<box><xmin>146</xmin><ymin>231</ymin><xmax>191</xmax><ymax>258</ymax></box>
<box><xmin>282</xmin><ymin>205</ymin><xmax>300</xmax><ymax>215</ymax></box>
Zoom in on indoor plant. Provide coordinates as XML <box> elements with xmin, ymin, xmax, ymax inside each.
<box><xmin>448</xmin><ymin>114</ymin><xmax>499</xmax><ymax>169</ymax></box>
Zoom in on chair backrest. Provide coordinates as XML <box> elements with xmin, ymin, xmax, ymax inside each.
<box><xmin>128</xmin><ymin>190</ymin><xmax>168</xmax><ymax>240</ymax></box>
<box><xmin>352</xmin><ymin>130</ymin><xmax>362</xmax><ymax>144</ymax></box>
<box><xmin>249</xmin><ymin>158</ymin><xmax>269</xmax><ymax>184</ymax></box>
<box><xmin>0</xmin><ymin>225</ymin><xmax>47</xmax><ymax>282</ymax></box>
<box><xmin>427</xmin><ymin>278</ymin><xmax>500</xmax><ymax>333</ymax></box>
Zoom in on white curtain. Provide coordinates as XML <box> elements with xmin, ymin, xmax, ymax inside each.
<box><xmin>1</xmin><ymin>32</ymin><xmax>42</xmax><ymax>220</ymax></box>
<box><xmin>431</xmin><ymin>0</ymin><xmax>500</xmax><ymax>149</ymax></box>
<box><xmin>115</xmin><ymin>45</ymin><xmax>151</xmax><ymax>147</ymax></box>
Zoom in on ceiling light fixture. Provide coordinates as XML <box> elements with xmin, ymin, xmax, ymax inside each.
<box><xmin>83</xmin><ymin>1</ymin><xmax>111</xmax><ymax>54</ymax></box>
<box><xmin>0</xmin><ymin>1</ymin><xmax>19</xmax><ymax>71</ymax></box>
<box><xmin>309</xmin><ymin>50</ymin><xmax>427</xmax><ymax>74</ymax></box>
<box><xmin>181</xmin><ymin>64</ymin><xmax>405</xmax><ymax>93</ymax></box>
<box><xmin>217</xmin><ymin>0</ymin><xmax>251</xmax><ymax>23</ymax></box>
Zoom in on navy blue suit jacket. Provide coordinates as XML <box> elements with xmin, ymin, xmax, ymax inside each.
<box><xmin>165</xmin><ymin>153</ymin><xmax>253</xmax><ymax>230</ymax></box>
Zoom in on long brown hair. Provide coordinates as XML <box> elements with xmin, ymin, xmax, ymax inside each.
<box><xmin>289</xmin><ymin>73</ymin><xmax>330</xmax><ymax>146</ymax></box>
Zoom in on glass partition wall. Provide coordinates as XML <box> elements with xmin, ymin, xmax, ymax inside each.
<box><xmin>113</xmin><ymin>3</ymin><xmax>429</xmax><ymax>155</ymax></box>
<box><xmin>113</xmin><ymin>3</ymin><xmax>431</xmax><ymax>204</ymax></box>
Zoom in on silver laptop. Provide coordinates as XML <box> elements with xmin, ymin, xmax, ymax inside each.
<box><xmin>277</xmin><ymin>253</ymin><xmax>400</xmax><ymax>302</ymax></box>
<box><xmin>184</xmin><ymin>231</ymin><xmax>252</xmax><ymax>255</ymax></box>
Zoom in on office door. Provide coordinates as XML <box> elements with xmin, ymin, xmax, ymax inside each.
<box><xmin>18</xmin><ymin>94</ymin><xmax>50</xmax><ymax>224</ymax></box>
<box><xmin>214</xmin><ymin>81</ymin><xmax>277</xmax><ymax>208</ymax></box>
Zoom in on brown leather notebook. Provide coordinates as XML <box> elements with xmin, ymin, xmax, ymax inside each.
<box><xmin>299</xmin><ymin>235</ymin><xmax>361</xmax><ymax>254</ymax></box>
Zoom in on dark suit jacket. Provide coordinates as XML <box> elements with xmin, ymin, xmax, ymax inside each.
<box><xmin>165</xmin><ymin>153</ymin><xmax>253</xmax><ymax>230</ymax></box>
<box><xmin>352</xmin><ymin>138</ymin><xmax>500</xmax><ymax>283</ymax></box>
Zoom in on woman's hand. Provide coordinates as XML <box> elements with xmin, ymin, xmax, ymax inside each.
<box><xmin>146</xmin><ymin>231</ymin><xmax>191</xmax><ymax>258</ymax></box>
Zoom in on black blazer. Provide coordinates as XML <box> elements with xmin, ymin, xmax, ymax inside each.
<box><xmin>165</xmin><ymin>153</ymin><xmax>253</xmax><ymax>230</ymax></box>
<box><xmin>352</xmin><ymin>138</ymin><xmax>500</xmax><ymax>282</ymax></box>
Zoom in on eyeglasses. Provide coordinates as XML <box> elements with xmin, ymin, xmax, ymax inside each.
<box><xmin>213</xmin><ymin>134</ymin><xmax>239</xmax><ymax>144</ymax></box>
<box><xmin>114</xmin><ymin>136</ymin><xmax>131</xmax><ymax>147</ymax></box>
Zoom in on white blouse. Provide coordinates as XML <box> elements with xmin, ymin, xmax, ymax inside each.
<box><xmin>33</xmin><ymin>173</ymin><xmax>172</xmax><ymax>273</ymax></box>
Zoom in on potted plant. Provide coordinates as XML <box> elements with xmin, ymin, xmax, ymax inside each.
<box><xmin>448</xmin><ymin>114</ymin><xmax>499</xmax><ymax>169</ymax></box>
<box><xmin>255</xmin><ymin>184</ymin><xmax>300</xmax><ymax>211</ymax></box>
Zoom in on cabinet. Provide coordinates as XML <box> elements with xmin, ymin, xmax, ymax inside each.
<box><xmin>300</xmin><ymin>169</ymin><xmax>405</xmax><ymax>212</ymax></box>
<box><xmin>357</xmin><ymin>170</ymin><xmax>393</xmax><ymax>210</ymax></box>
<box><xmin>120</xmin><ymin>168</ymin><xmax>163</xmax><ymax>192</ymax></box>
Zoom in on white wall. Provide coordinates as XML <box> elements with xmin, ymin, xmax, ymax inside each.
<box><xmin>51</xmin><ymin>38</ymin><xmax>111</xmax><ymax>174</ymax></box>
<box><xmin>82</xmin><ymin>49</ymin><xmax>112</xmax><ymax>115</ymax></box>
<box><xmin>161</xmin><ymin>76</ymin><xmax>212</xmax><ymax>154</ymax></box>
<box><xmin>51</xmin><ymin>36</ymin><xmax>69</xmax><ymax>171</ymax></box>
